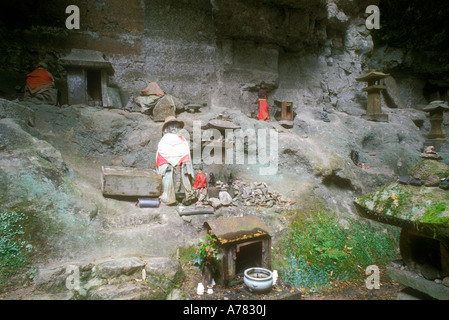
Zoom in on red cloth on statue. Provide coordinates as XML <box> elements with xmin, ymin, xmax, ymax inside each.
<box><xmin>26</xmin><ymin>68</ymin><xmax>54</xmax><ymax>93</ymax></box>
<box><xmin>257</xmin><ymin>99</ymin><xmax>269</xmax><ymax>121</ymax></box>
<box><xmin>193</xmin><ymin>172</ymin><xmax>207</xmax><ymax>189</ymax></box>
<box><xmin>156</xmin><ymin>134</ymin><xmax>191</xmax><ymax>167</ymax></box>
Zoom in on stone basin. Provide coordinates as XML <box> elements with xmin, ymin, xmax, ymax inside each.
<box><xmin>244</xmin><ymin>267</ymin><xmax>273</xmax><ymax>294</ymax></box>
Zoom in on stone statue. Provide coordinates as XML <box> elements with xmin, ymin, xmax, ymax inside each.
<box><xmin>321</xmin><ymin>106</ymin><xmax>330</xmax><ymax>122</ymax></box>
<box><xmin>23</xmin><ymin>62</ymin><xmax>59</xmax><ymax>105</ymax></box>
<box><xmin>192</xmin><ymin>164</ymin><xmax>208</xmax><ymax>204</ymax></box>
<box><xmin>156</xmin><ymin>116</ymin><xmax>196</xmax><ymax>206</ymax></box>
<box><xmin>209</xmin><ymin>172</ymin><xmax>216</xmax><ymax>187</ymax></box>
<box><xmin>227</xmin><ymin>173</ymin><xmax>233</xmax><ymax>186</ymax></box>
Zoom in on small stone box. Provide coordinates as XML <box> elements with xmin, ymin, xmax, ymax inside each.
<box><xmin>101</xmin><ymin>166</ymin><xmax>161</xmax><ymax>197</ymax></box>
<box><xmin>204</xmin><ymin>216</ymin><xmax>271</xmax><ymax>286</ymax></box>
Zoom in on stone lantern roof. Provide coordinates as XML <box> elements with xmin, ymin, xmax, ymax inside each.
<box><xmin>355</xmin><ymin>70</ymin><xmax>390</xmax><ymax>83</ymax></box>
<box><xmin>422</xmin><ymin>100</ymin><xmax>449</xmax><ymax>112</ymax></box>
<box><xmin>60</xmin><ymin>48</ymin><xmax>114</xmax><ymax>75</ymax></box>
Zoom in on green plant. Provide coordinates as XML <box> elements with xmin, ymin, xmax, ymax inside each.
<box><xmin>191</xmin><ymin>234</ymin><xmax>220</xmax><ymax>273</ymax></box>
<box><xmin>0</xmin><ymin>209</ymin><xmax>32</xmax><ymax>289</ymax></box>
<box><xmin>278</xmin><ymin>210</ymin><xmax>400</xmax><ymax>291</ymax></box>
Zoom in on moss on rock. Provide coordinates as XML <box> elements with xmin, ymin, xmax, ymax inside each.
<box><xmin>354</xmin><ymin>182</ymin><xmax>449</xmax><ymax>240</ymax></box>
<box><xmin>408</xmin><ymin>159</ymin><xmax>449</xmax><ymax>180</ymax></box>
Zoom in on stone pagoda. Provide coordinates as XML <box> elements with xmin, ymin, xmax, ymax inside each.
<box><xmin>356</xmin><ymin>70</ymin><xmax>390</xmax><ymax>122</ymax></box>
<box><xmin>422</xmin><ymin>100</ymin><xmax>449</xmax><ymax>149</ymax></box>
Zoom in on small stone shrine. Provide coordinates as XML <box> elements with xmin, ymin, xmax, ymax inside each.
<box><xmin>422</xmin><ymin>100</ymin><xmax>449</xmax><ymax>149</ymax></box>
<box><xmin>204</xmin><ymin>215</ymin><xmax>271</xmax><ymax>286</ymax></box>
<box><xmin>274</xmin><ymin>100</ymin><xmax>294</xmax><ymax>121</ymax></box>
<box><xmin>356</xmin><ymin>70</ymin><xmax>390</xmax><ymax>122</ymax></box>
<box><xmin>354</xmin><ymin>156</ymin><xmax>449</xmax><ymax>299</ymax></box>
<box><xmin>60</xmin><ymin>49</ymin><xmax>120</xmax><ymax>108</ymax></box>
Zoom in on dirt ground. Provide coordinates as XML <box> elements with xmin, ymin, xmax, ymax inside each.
<box><xmin>179</xmin><ymin>264</ymin><xmax>403</xmax><ymax>300</ymax></box>
<box><xmin>0</xmin><ymin>264</ymin><xmax>402</xmax><ymax>300</ymax></box>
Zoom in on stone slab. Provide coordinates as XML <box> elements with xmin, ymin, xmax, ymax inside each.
<box><xmin>361</xmin><ymin>113</ymin><xmax>389</xmax><ymax>122</ymax></box>
<box><xmin>386</xmin><ymin>265</ymin><xmax>449</xmax><ymax>300</ymax></box>
<box><xmin>104</xmin><ymin>87</ymin><xmax>123</xmax><ymax>109</ymax></box>
<box><xmin>66</xmin><ymin>69</ymin><xmax>87</xmax><ymax>105</ymax></box>
<box><xmin>152</xmin><ymin>95</ymin><xmax>180</xmax><ymax>122</ymax></box>
<box><xmin>101</xmin><ymin>166</ymin><xmax>161</xmax><ymax>197</ymax></box>
<box><xmin>383</xmin><ymin>76</ymin><xmax>406</xmax><ymax>109</ymax></box>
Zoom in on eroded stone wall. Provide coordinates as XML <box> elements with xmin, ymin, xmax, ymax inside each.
<box><xmin>0</xmin><ymin>0</ymin><xmax>433</xmax><ymax>117</ymax></box>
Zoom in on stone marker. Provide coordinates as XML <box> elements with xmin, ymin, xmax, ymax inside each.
<box><xmin>104</xmin><ymin>87</ymin><xmax>123</xmax><ymax>109</ymax></box>
<box><xmin>101</xmin><ymin>166</ymin><xmax>161</xmax><ymax>197</ymax></box>
<box><xmin>420</xmin><ymin>145</ymin><xmax>443</xmax><ymax>160</ymax></box>
<box><xmin>356</xmin><ymin>70</ymin><xmax>390</xmax><ymax>122</ymax></box>
<box><xmin>152</xmin><ymin>95</ymin><xmax>182</xmax><ymax>122</ymax></box>
<box><xmin>383</xmin><ymin>76</ymin><xmax>406</xmax><ymax>109</ymax></box>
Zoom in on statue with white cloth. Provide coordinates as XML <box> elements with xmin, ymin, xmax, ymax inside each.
<box><xmin>156</xmin><ymin>116</ymin><xmax>196</xmax><ymax>205</ymax></box>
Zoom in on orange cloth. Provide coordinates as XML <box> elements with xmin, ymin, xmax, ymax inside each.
<box><xmin>257</xmin><ymin>99</ymin><xmax>269</xmax><ymax>121</ymax></box>
<box><xmin>26</xmin><ymin>68</ymin><xmax>54</xmax><ymax>94</ymax></box>
<box><xmin>141</xmin><ymin>82</ymin><xmax>165</xmax><ymax>96</ymax></box>
<box><xmin>193</xmin><ymin>172</ymin><xmax>207</xmax><ymax>189</ymax></box>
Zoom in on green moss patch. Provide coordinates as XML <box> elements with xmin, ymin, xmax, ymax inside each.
<box><xmin>408</xmin><ymin>159</ymin><xmax>449</xmax><ymax>180</ymax></box>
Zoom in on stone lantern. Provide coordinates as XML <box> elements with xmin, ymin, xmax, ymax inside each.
<box><xmin>356</xmin><ymin>70</ymin><xmax>390</xmax><ymax>122</ymax></box>
<box><xmin>60</xmin><ymin>49</ymin><xmax>121</xmax><ymax>108</ymax></box>
<box><xmin>422</xmin><ymin>100</ymin><xmax>449</xmax><ymax>148</ymax></box>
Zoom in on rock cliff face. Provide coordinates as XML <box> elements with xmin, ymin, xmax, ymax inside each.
<box><xmin>0</xmin><ymin>0</ymin><xmax>442</xmax><ymax>115</ymax></box>
<box><xmin>0</xmin><ymin>0</ymin><xmax>448</xmax><ymax>299</ymax></box>
<box><xmin>0</xmin><ymin>0</ymin><xmax>377</xmax><ymax>111</ymax></box>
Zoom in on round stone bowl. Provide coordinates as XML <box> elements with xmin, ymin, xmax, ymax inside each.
<box><xmin>243</xmin><ymin>267</ymin><xmax>273</xmax><ymax>294</ymax></box>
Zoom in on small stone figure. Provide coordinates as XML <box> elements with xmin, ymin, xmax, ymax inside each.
<box><xmin>209</xmin><ymin>173</ymin><xmax>216</xmax><ymax>187</ymax></box>
<box><xmin>257</xmin><ymin>82</ymin><xmax>270</xmax><ymax>122</ymax></box>
<box><xmin>193</xmin><ymin>165</ymin><xmax>208</xmax><ymax>204</ymax></box>
<box><xmin>23</xmin><ymin>62</ymin><xmax>58</xmax><ymax>105</ymax></box>
<box><xmin>420</xmin><ymin>146</ymin><xmax>442</xmax><ymax>160</ymax></box>
<box><xmin>227</xmin><ymin>173</ymin><xmax>233</xmax><ymax>187</ymax></box>
<box><xmin>321</xmin><ymin>107</ymin><xmax>330</xmax><ymax>122</ymax></box>
<box><xmin>156</xmin><ymin>116</ymin><xmax>196</xmax><ymax>206</ymax></box>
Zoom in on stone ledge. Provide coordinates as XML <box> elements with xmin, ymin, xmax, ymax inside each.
<box><xmin>386</xmin><ymin>265</ymin><xmax>449</xmax><ymax>300</ymax></box>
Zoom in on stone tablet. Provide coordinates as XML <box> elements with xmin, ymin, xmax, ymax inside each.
<box><xmin>101</xmin><ymin>166</ymin><xmax>161</xmax><ymax>197</ymax></box>
<box><xmin>152</xmin><ymin>95</ymin><xmax>182</xmax><ymax>122</ymax></box>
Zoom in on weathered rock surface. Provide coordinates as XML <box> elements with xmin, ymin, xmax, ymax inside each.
<box><xmin>33</xmin><ymin>256</ymin><xmax>182</xmax><ymax>300</ymax></box>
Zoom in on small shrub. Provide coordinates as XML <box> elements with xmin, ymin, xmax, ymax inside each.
<box><xmin>278</xmin><ymin>210</ymin><xmax>400</xmax><ymax>290</ymax></box>
<box><xmin>191</xmin><ymin>234</ymin><xmax>220</xmax><ymax>273</ymax></box>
